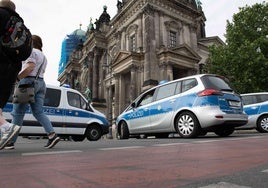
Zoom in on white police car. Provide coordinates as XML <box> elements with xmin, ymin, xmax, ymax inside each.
<box><xmin>239</xmin><ymin>92</ymin><xmax>268</xmax><ymax>133</ymax></box>
<box><xmin>3</xmin><ymin>85</ymin><xmax>109</xmax><ymax>141</ymax></box>
<box><xmin>116</xmin><ymin>74</ymin><xmax>248</xmax><ymax>139</ymax></box>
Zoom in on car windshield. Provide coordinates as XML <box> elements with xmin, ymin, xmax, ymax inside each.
<box><xmin>201</xmin><ymin>75</ymin><xmax>233</xmax><ymax>92</ymax></box>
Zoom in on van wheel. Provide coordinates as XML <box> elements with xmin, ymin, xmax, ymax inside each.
<box><xmin>214</xmin><ymin>127</ymin><xmax>234</xmax><ymax>137</ymax></box>
<box><xmin>118</xmin><ymin>121</ymin><xmax>129</xmax><ymax>139</ymax></box>
<box><xmin>175</xmin><ymin>112</ymin><xmax>200</xmax><ymax>138</ymax></box>
<box><xmin>71</xmin><ymin>135</ymin><xmax>85</xmax><ymax>142</ymax></box>
<box><xmin>86</xmin><ymin>125</ymin><xmax>102</xmax><ymax>141</ymax></box>
<box><xmin>256</xmin><ymin>115</ymin><xmax>268</xmax><ymax>133</ymax></box>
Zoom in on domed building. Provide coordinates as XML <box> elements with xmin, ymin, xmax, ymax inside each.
<box><xmin>58</xmin><ymin>0</ymin><xmax>224</xmax><ymax>125</ymax></box>
<box><xmin>58</xmin><ymin>26</ymin><xmax>86</xmax><ymax>76</ymax></box>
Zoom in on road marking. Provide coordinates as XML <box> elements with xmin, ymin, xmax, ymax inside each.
<box><xmin>195</xmin><ymin>136</ymin><xmax>265</xmax><ymax>144</ymax></box>
<box><xmin>154</xmin><ymin>143</ymin><xmax>186</xmax><ymax>147</ymax></box>
<box><xmin>22</xmin><ymin>150</ymin><xmax>82</xmax><ymax>156</ymax></box>
<box><xmin>99</xmin><ymin>146</ymin><xmax>145</xmax><ymax>151</ymax></box>
<box><xmin>199</xmin><ymin>181</ymin><xmax>251</xmax><ymax>188</ymax></box>
<box><xmin>262</xmin><ymin>169</ymin><xmax>268</xmax><ymax>173</ymax></box>
<box><xmin>194</xmin><ymin>140</ymin><xmax>219</xmax><ymax>143</ymax></box>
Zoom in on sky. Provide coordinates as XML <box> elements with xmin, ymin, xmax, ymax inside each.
<box><xmin>11</xmin><ymin>0</ymin><xmax>264</xmax><ymax>86</ymax></box>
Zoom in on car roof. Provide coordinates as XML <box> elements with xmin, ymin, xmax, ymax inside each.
<box><xmin>46</xmin><ymin>84</ymin><xmax>82</xmax><ymax>94</ymax></box>
<box><xmin>149</xmin><ymin>74</ymin><xmax>218</xmax><ymax>90</ymax></box>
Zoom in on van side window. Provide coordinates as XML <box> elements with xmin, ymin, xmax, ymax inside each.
<box><xmin>44</xmin><ymin>88</ymin><xmax>61</xmax><ymax>107</ymax></box>
<box><xmin>156</xmin><ymin>82</ymin><xmax>177</xmax><ymax>100</ymax></box>
<box><xmin>67</xmin><ymin>92</ymin><xmax>86</xmax><ymax>109</ymax></box>
<box><xmin>137</xmin><ymin>89</ymin><xmax>155</xmax><ymax>107</ymax></box>
<box><xmin>175</xmin><ymin>81</ymin><xmax>182</xmax><ymax>94</ymax></box>
<box><xmin>182</xmin><ymin>79</ymin><xmax>197</xmax><ymax>92</ymax></box>
<box><xmin>258</xmin><ymin>94</ymin><xmax>268</xmax><ymax>103</ymax></box>
<box><xmin>242</xmin><ymin>95</ymin><xmax>256</xmax><ymax>105</ymax></box>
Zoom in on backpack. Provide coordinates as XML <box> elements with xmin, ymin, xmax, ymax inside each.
<box><xmin>0</xmin><ymin>9</ymin><xmax>32</xmax><ymax>62</ymax></box>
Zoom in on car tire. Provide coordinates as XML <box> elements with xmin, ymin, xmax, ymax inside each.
<box><xmin>86</xmin><ymin>125</ymin><xmax>102</xmax><ymax>141</ymax></box>
<box><xmin>118</xmin><ymin>121</ymin><xmax>129</xmax><ymax>139</ymax></box>
<box><xmin>214</xmin><ymin>127</ymin><xmax>234</xmax><ymax>137</ymax></box>
<box><xmin>71</xmin><ymin>135</ymin><xmax>85</xmax><ymax>142</ymax></box>
<box><xmin>175</xmin><ymin>111</ymin><xmax>200</xmax><ymax>138</ymax></box>
<box><xmin>256</xmin><ymin>115</ymin><xmax>268</xmax><ymax>133</ymax></box>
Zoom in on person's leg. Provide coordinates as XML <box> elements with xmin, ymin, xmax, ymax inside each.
<box><xmin>30</xmin><ymin>79</ymin><xmax>60</xmax><ymax>148</ymax></box>
<box><xmin>9</xmin><ymin>103</ymin><xmax>28</xmax><ymax>144</ymax></box>
<box><xmin>0</xmin><ymin>61</ymin><xmax>21</xmax><ymax>150</ymax></box>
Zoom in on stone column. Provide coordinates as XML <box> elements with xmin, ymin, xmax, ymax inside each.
<box><xmin>159</xmin><ymin>63</ymin><xmax>166</xmax><ymax>81</ymax></box>
<box><xmin>190</xmin><ymin>24</ymin><xmax>198</xmax><ymax>50</ymax></box>
<box><xmin>92</xmin><ymin>48</ymin><xmax>101</xmax><ymax>101</ymax></box>
<box><xmin>130</xmin><ymin>65</ymin><xmax>137</xmax><ymax>101</ymax></box>
<box><xmin>114</xmin><ymin>74</ymin><xmax>120</xmax><ymax>116</ymax></box>
<box><xmin>87</xmin><ymin>52</ymin><xmax>94</xmax><ymax>92</ymax></box>
<box><xmin>167</xmin><ymin>63</ymin><xmax>173</xmax><ymax>81</ymax></box>
<box><xmin>143</xmin><ymin>5</ymin><xmax>158</xmax><ymax>89</ymax></box>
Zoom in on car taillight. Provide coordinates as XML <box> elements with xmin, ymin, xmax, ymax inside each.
<box><xmin>197</xmin><ymin>89</ymin><xmax>223</xmax><ymax>96</ymax></box>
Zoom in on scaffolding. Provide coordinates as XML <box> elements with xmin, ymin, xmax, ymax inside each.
<box><xmin>58</xmin><ymin>29</ymin><xmax>86</xmax><ymax>75</ymax></box>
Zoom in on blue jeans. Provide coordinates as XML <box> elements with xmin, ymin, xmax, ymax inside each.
<box><xmin>11</xmin><ymin>77</ymin><xmax>55</xmax><ymax>143</ymax></box>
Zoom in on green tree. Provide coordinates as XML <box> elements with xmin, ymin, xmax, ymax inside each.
<box><xmin>206</xmin><ymin>2</ymin><xmax>268</xmax><ymax>93</ymax></box>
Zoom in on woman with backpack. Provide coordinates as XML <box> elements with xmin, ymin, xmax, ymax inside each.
<box><xmin>0</xmin><ymin>0</ymin><xmax>22</xmax><ymax>150</ymax></box>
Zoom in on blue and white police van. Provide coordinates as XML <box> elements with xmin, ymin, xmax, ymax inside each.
<box><xmin>239</xmin><ymin>92</ymin><xmax>268</xmax><ymax>133</ymax></box>
<box><xmin>3</xmin><ymin>84</ymin><xmax>109</xmax><ymax>141</ymax></box>
<box><xmin>116</xmin><ymin>74</ymin><xmax>248</xmax><ymax>139</ymax></box>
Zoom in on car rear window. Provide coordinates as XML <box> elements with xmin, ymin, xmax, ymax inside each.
<box><xmin>201</xmin><ymin>75</ymin><xmax>233</xmax><ymax>91</ymax></box>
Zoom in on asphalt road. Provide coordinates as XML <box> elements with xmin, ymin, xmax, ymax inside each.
<box><xmin>1</xmin><ymin>131</ymin><xmax>268</xmax><ymax>188</ymax></box>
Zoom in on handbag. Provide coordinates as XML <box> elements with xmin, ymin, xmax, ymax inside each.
<box><xmin>12</xmin><ymin>82</ymin><xmax>35</xmax><ymax>103</ymax></box>
<box><xmin>12</xmin><ymin>59</ymin><xmax>44</xmax><ymax>104</ymax></box>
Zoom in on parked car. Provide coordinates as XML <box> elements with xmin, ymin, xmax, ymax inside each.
<box><xmin>116</xmin><ymin>74</ymin><xmax>248</xmax><ymax>139</ymax></box>
<box><xmin>238</xmin><ymin>92</ymin><xmax>268</xmax><ymax>133</ymax></box>
<box><xmin>3</xmin><ymin>84</ymin><xmax>109</xmax><ymax>141</ymax></box>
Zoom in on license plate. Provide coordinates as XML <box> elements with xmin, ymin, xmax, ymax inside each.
<box><xmin>228</xmin><ymin>100</ymin><xmax>241</xmax><ymax>107</ymax></box>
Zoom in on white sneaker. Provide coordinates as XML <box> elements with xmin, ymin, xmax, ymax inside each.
<box><xmin>0</xmin><ymin>124</ymin><xmax>20</xmax><ymax>150</ymax></box>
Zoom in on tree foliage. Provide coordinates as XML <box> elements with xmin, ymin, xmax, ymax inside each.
<box><xmin>206</xmin><ymin>2</ymin><xmax>268</xmax><ymax>93</ymax></box>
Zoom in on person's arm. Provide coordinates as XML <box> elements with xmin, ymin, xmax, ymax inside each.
<box><xmin>17</xmin><ymin>61</ymin><xmax>35</xmax><ymax>80</ymax></box>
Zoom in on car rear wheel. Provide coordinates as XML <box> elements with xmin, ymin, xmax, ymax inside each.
<box><xmin>214</xmin><ymin>127</ymin><xmax>234</xmax><ymax>137</ymax></box>
<box><xmin>118</xmin><ymin>121</ymin><xmax>129</xmax><ymax>139</ymax></box>
<box><xmin>175</xmin><ymin>112</ymin><xmax>200</xmax><ymax>138</ymax></box>
<box><xmin>86</xmin><ymin>125</ymin><xmax>102</xmax><ymax>141</ymax></box>
<box><xmin>256</xmin><ymin>115</ymin><xmax>268</xmax><ymax>133</ymax></box>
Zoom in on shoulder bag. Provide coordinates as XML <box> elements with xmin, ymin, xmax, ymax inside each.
<box><xmin>12</xmin><ymin>60</ymin><xmax>44</xmax><ymax>104</ymax></box>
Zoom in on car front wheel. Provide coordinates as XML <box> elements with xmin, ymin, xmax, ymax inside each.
<box><xmin>175</xmin><ymin>112</ymin><xmax>200</xmax><ymax>138</ymax></box>
<box><xmin>118</xmin><ymin>121</ymin><xmax>129</xmax><ymax>139</ymax></box>
<box><xmin>256</xmin><ymin>115</ymin><xmax>268</xmax><ymax>133</ymax></box>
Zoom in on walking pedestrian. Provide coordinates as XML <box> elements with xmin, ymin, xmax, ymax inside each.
<box><xmin>6</xmin><ymin>35</ymin><xmax>60</xmax><ymax>149</ymax></box>
<box><xmin>0</xmin><ymin>0</ymin><xmax>23</xmax><ymax>150</ymax></box>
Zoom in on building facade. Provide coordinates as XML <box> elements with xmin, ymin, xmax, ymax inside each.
<box><xmin>58</xmin><ymin>0</ymin><xmax>224</xmax><ymax>124</ymax></box>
